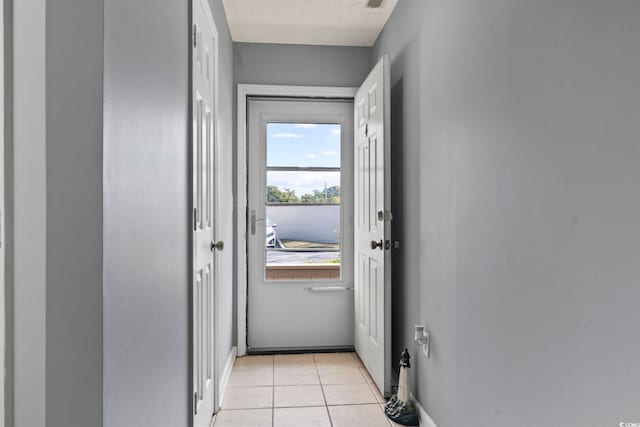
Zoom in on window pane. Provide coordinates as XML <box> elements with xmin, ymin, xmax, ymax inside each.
<box><xmin>264</xmin><ymin>204</ymin><xmax>341</xmax><ymax>281</ymax></box>
<box><xmin>267</xmin><ymin>123</ymin><xmax>341</xmax><ymax>168</ymax></box>
<box><xmin>265</xmin><ymin>204</ymin><xmax>340</xmax><ymax>251</ymax></box>
<box><xmin>264</xmin><ymin>170</ymin><xmax>341</xmax><ymax>281</ymax></box>
<box><xmin>266</xmin><ymin>171</ymin><xmax>340</xmax><ymax>204</ymax></box>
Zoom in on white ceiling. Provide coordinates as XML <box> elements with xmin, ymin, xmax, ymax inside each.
<box><xmin>221</xmin><ymin>0</ymin><xmax>399</xmax><ymax>47</ymax></box>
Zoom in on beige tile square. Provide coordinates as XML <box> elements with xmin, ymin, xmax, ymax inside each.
<box><xmin>274</xmin><ymin>367</ymin><xmax>320</xmax><ymax>385</ymax></box>
<box><xmin>274</xmin><ymin>385</ymin><xmax>325</xmax><ymax>408</ymax></box>
<box><xmin>274</xmin><ymin>353</ymin><xmax>315</xmax><ymax>368</ymax></box>
<box><xmin>328</xmin><ymin>404</ymin><xmax>392</xmax><ymax>427</ymax></box>
<box><xmin>274</xmin><ymin>407</ymin><xmax>331</xmax><ymax>427</ymax></box>
<box><xmin>313</xmin><ymin>353</ymin><xmax>357</xmax><ymax>367</ymax></box>
<box><xmin>233</xmin><ymin>355</ymin><xmax>274</xmax><ymax>371</ymax></box>
<box><xmin>317</xmin><ymin>366</ymin><xmax>366</xmax><ymax>384</ymax></box>
<box><xmin>323</xmin><ymin>384</ymin><xmax>378</xmax><ymax>405</ymax></box>
<box><xmin>214</xmin><ymin>408</ymin><xmax>272</xmax><ymax>427</ymax></box>
<box><xmin>222</xmin><ymin>386</ymin><xmax>273</xmax><ymax>410</ymax></box>
<box><xmin>228</xmin><ymin>368</ymin><xmax>273</xmax><ymax>387</ymax></box>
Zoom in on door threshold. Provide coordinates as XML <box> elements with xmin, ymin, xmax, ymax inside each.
<box><xmin>247</xmin><ymin>346</ymin><xmax>354</xmax><ymax>355</ymax></box>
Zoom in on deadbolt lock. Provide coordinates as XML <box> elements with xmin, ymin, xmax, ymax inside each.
<box><xmin>211</xmin><ymin>241</ymin><xmax>224</xmax><ymax>251</ymax></box>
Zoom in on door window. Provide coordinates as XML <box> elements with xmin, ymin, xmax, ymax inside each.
<box><xmin>264</xmin><ymin>123</ymin><xmax>343</xmax><ymax>280</ymax></box>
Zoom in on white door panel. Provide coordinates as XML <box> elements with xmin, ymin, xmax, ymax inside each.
<box><xmin>193</xmin><ymin>0</ymin><xmax>218</xmax><ymax>424</ymax></box>
<box><xmin>354</xmin><ymin>55</ymin><xmax>392</xmax><ymax>396</ymax></box>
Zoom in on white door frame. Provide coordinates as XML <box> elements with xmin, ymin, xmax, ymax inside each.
<box><xmin>236</xmin><ymin>84</ymin><xmax>357</xmax><ymax>356</ymax></box>
<box><xmin>0</xmin><ymin>0</ymin><xmax>5</xmax><ymax>421</ymax></box>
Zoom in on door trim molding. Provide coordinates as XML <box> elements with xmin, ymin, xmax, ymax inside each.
<box><xmin>217</xmin><ymin>346</ymin><xmax>236</xmax><ymax>409</ymax></box>
<box><xmin>236</xmin><ymin>84</ymin><xmax>357</xmax><ymax>356</ymax></box>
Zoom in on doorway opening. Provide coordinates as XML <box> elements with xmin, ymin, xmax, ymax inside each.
<box><xmin>246</xmin><ymin>97</ymin><xmax>354</xmax><ymax>352</ymax></box>
<box><xmin>237</xmin><ymin>85</ymin><xmax>359</xmax><ymax>358</ymax></box>
<box><xmin>237</xmin><ymin>58</ymin><xmax>391</xmax><ymax>397</ymax></box>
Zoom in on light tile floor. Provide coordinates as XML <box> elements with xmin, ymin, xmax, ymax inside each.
<box><xmin>213</xmin><ymin>352</ymin><xmax>401</xmax><ymax>427</ymax></box>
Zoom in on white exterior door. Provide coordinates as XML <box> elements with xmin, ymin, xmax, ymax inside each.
<box><xmin>354</xmin><ymin>55</ymin><xmax>392</xmax><ymax>396</ymax></box>
<box><xmin>246</xmin><ymin>98</ymin><xmax>354</xmax><ymax>351</ymax></box>
<box><xmin>192</xmin><ymin>0</ymin><xmax>219</xmax><ymax>424</ymax></box>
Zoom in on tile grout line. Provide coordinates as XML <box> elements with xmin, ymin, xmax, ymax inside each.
<box><xmin>228</xmin><ymin>353</ymin><xmax>391</xmax><ymax>426</ymax></box>
<box><xmin>314</xmin><ymin>353</ymin><xmax>335</xmax><ymax>427</ymax></box>
<box><xmin>221</xmin><ymin>402</ymin><xmax>391</xmax><ymax>411</ymax></box>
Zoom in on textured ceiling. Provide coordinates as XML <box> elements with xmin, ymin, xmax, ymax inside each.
<box><xmin>221</xmin><ymin>0</ymin><xmax>399</xmax><ymax>47</ymax></box>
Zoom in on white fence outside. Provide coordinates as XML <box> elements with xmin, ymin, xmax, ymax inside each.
<box><xmin>266</xmin><ymin>204</ymin><xmax>340</xmax><ymax>244</ymax></box>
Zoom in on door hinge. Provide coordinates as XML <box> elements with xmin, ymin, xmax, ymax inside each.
<box><xmin>193</xmin><ymin>392</ymin><xmax>198</xmax><ymax>415</ymax></box>
<box><xmin>193</xmin><ymin>208</ymin><xmax>197</xmax><ymax>230</ymax></box>
<box><xmin>192</xmin><ymin>25</ymin><xmax>197</xmax><ymax>48</ymax></box>
<box><xmin>377</xmin><ymin>210</ymin><xmax>393</xmax><ymax>222</ymax></box>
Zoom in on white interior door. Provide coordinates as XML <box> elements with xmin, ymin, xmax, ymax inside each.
<box><xmin>354</xmin><ymin>55</ymin><xmax>392</xmax><ymax>396</ymax></box>
<box><xmin>247</xmin><ymin>98</ymin><xmax>354</xmax><ymax>351</ymax></box>
<box><xmin>0</xmin><ymin>0</ymin><xmax>5</xmax><ymax>419</ymax></box>
<box><xmin>192</xmin><ymin>0</ymin><xmax>219</xmax><ymax>424</ymax></box>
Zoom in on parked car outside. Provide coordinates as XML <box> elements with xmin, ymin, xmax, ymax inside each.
<box><xmin>266</xmin><ymin>219</ymin><xmax>278</xmax><ymax>248</ymax></box>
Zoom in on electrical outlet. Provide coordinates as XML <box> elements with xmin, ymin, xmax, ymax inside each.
<box><xmin>414</xmin><ymin>325</ymin><xmax>431</xmax><ymax>359</ymax></box>
<box><xmin>422</xmin><ymin>332</ymin><xmax>430</xmax><ymax>359</ymax></box>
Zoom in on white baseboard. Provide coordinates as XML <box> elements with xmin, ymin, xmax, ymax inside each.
<box><xmin>218</xmin><ymin>346</ymin><xmax>237</xmax><ymax>408</ymax></box>
<box><xmin>410</xmin><ymin>393</ymin><xmax>438</xmax><ymax>427</ymax></box>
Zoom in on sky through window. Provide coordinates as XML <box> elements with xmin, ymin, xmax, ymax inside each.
<box><xmin>267</xmin><ymin>123</ymin><xmax>341</xmax><ymax>198</ymax></box>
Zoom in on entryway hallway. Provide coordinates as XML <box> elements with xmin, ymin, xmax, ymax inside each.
<box><xmin>213</xmin><ymin>353</ymin><xmax>400</xmax><ymax>427</ymax></box>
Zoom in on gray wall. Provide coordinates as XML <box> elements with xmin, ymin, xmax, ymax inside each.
<box><xmin>104</xmin><ymin>0</ymin><xmax>235</xmax><ymax>425</ymax></box>
<box><xmin>46</xmin><ymin>0</ymin><xmax>104</xmax><ymax>426</ymax></box>
<box><xmin>13</xmin><ymin>0</ymin><xmax>46</xmax><ymax>425</ymax></box>
<box><xmin>13</xmin><ymin>0</ymin><xmax>233</xmax><ymax>424</ymax></box>
<box><xmin>234</xmin><ymin>42</ymin><xmax>371</xmax><ymax>87</ymax></box>
<box><xmin>374</xmin><ymin>0</ymin><xmax>640</xmax><ymax>425</ymax></box>
<box><xmin>14</xmin><ymin>0</ymin><xmax>104</xmax><ymax>426</ymax></box>
<box><xmin>371</xmin><ymin>0</ymin><xmax>425</xmax><ymax>416</ymax></box>
<box><xmin>103</xmin><ymin>0</ymin><xmax>190</xmax><ymax>425</ymax></box>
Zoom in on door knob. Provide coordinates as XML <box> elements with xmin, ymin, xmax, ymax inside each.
<box><xmin>370</xmin><ymin>240</ymin><xmax>383</xmax><ymax>250</ymax></box>
<box><xmin>211</xmin><ymin>241</ymin><xmax>224</xmax><ymax>251</ymax></box>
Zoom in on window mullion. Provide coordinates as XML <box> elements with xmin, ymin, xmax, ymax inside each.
<box><xmin>266</xmin><ymin>166</ymin><xmax>341</xmax><ymax>173</ymax></box>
